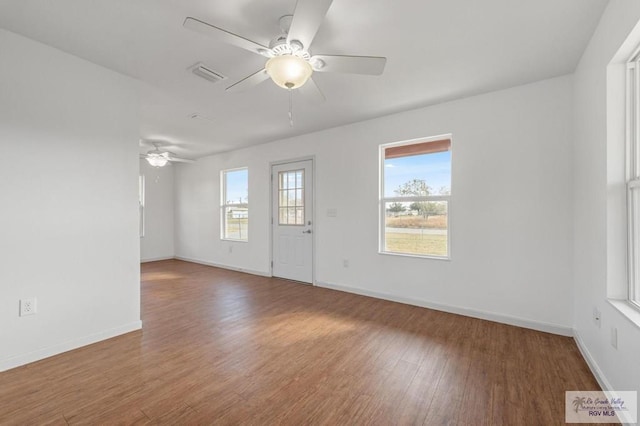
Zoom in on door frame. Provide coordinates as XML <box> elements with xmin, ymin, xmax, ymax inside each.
<box><xmin>269</xmin><ymin>156</ymin><xmax>316</xmax><ymax>285</ymax></box>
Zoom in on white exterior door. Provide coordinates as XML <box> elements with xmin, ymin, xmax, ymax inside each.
<box><xmin>272</xmin><ymin>159</ymin><xmax>313</xmax><ymax>283</ymax></box>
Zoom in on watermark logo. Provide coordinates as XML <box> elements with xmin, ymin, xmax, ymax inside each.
<box><xmin>566</xmin><ymin>391</ymin><xmax>637</xmax><ymax>423</ymax></box>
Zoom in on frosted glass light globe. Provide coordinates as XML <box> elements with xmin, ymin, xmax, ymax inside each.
<box><xmin>265</xmin><ymin>55</ymin><xmax>313</xmax><ymax>89</ymax></box>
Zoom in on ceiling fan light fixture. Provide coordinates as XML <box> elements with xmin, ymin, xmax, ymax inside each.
<box><xmin>146</xmin><ymin>154</ymin><xmax>168</xmax><ymax>168</ymax></box>
<box><xmin>265</xmin><ymin>54</ymin><xmax>313</xmax><ymax>89</ymax></box>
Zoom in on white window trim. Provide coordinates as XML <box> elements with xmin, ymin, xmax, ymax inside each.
<box><xmin>221</xmin><ymin>167</ymin><xmax>249</xmax><ymax>242</ymax></box>
<box><xmin>378</xmin><ymin>134</ymin><xmax>452</xmax><ymax>260</ymax></box>
<box><xmin>626</xmin><ymin>51</ymin><xmax>640</xmax><ymax>311</ymax></box>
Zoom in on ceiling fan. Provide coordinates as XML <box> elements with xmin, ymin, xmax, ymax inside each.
<box><xmin>183</xmin><ymin>0</ymin><xmax>387</xmax><ymax>102</ymax></box>
<box><xmin>140</xmin><ymin>142</ymin><xmax>195</xmax><ymax>167</ymax></box>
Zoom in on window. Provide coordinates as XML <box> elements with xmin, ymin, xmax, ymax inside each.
<box><xmin>627</xmin><ymin>52</ymin><xmax>640</xmax><ymax>307</ymax></box>
<box><xmin>139</xmin><ymin>175</ymin><xmax>145</xmax><ymax>238</ymax></box>
<box><xmin>221</xmin><ymin>168</ymin><xmax>248</xmax><ymax>241</ymax></box>
<box><xmin>380</xmin><ymin>136</ymin><xmax>452</xmax><ymax>258</ymax></box>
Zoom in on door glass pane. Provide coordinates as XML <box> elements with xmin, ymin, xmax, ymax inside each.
<box><xmin>279</xmin><ymin>207</ymin><xmax>288</xmax><ymax>225</ymax></box>
<box><xmin>278</xmin><ymin>169</ymin><xmax>304</xmax><ymax>225</ymax></box>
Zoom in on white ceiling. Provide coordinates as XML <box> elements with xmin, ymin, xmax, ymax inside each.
<box><xmin>0</xmin><ymin>0</ymin><xmax>608</xmax><ymax>158</ymax></box>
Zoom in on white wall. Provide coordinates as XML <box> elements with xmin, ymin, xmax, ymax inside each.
<box><xmin>573</xmin><ymin>1</ymin><xmax>640</xmax><ymax>396</ymax></box>
<box><xmin>0</xmin><ymin>29</ymin><xmax>141</xmax><ymax>371</ymax></box>
<box><xmin>140</xmin><ymin>160</ymin><xmax>174</xmax><ymax>262</ymax></box>
<box><xmin>175</xmin><ymin>75</ymin><xmax>575</xmax><ymax>335</ymax></box>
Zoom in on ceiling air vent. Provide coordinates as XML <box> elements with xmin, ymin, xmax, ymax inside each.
<box><xmin>189</xmin><ymin>62</ymin><xmax>226</xmax><ymax>84</ymax></box>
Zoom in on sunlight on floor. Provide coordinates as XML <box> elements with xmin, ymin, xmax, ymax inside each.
<box><xmin>261</xmin><ymin>311</ymin><xmax>358</xmax><ymax>344</ymax></box>
<box><xmin>141</xmin><ymin>272</ymin><xmax>184</xmax><ymax>281</ymax></box>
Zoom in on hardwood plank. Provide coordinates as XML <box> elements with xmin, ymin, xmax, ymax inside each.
<box><xmin>0</xmin><ymin>259</ymin><xmax>604</xmax><ymax>424</ymax></box>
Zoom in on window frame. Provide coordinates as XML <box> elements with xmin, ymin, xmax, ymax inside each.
<box><xmin>379</xmin><ymin>134</ymin><xmax>452</xmax><ymax>260</ymax></box>
<box><xmin>221</xmin><ymin>167</ymin><xmax>249</xmax><ymax>242</ymax></box>
<box><xmin>626</xmin><ymin>51</ymin><xmax>640</xmax><ymax>309</ymax></box>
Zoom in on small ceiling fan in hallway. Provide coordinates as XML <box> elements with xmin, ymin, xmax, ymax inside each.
<box><xmin>140</xmin><ymin>142</ymin><xmax>195</xmax><ymax>167</ymax></box>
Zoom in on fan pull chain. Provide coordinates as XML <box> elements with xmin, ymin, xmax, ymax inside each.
<box><xmin>288</xmin><ymin>88</ymin><xmax>294</xmax><ymax>127</ymax></box>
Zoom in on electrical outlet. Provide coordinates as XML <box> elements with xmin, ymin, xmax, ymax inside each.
<box><xmin>343</xmin><ymin>259</ymin><xmax>349</xmax><ymax>268</ymax></box>
<box><xmin>229</xmin><ymin>245</ymin><xmax>233</xmax><ymax>254</ymax></box>
<box><xmin>593</xmin><ymin>307</ymin><xmax>601</xmax><ymax>328</ymax></box>
<box><xmin>19</xmin><ymin>298</ymin><xmax>37</xmax><ymax>316</ymax></box>
<box><xmin>611</xmin><ymin>327</ymin><xmax>618</xmax><ymax>349</ymax></box>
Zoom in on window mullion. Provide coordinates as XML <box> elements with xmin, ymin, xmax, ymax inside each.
<box><xmin>383</xmin><ymin>195</ymin><xmax>450</xmax><ymax>203</ymax></box>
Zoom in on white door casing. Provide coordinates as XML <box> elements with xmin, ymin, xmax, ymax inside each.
<box><xmin>271</xmin><ymin>159</ymin><xmax>313</xmax><ymax>283</ymax></box>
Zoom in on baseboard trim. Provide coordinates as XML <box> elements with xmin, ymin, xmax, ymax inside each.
<box><xmin>573</xmin><ymin>330</ymin><xmax>614</xmax><ymax>392</ymax></box>
<box><xmin>572</xmin><ymin>332</ymin><xmax>637</xmax><ymax>425</ymax></box>
<box><xmin>316</xmin><ymin>281</ymin><xmax>573</xmax><ymax>336</ymax></box>
<box><xmin>0</xmin><ymin>321</ymin><xmax>142</xmax><ymax>373</ymax></box>
<box><xmin>141</xmin><ymin>256</ymin><xmax>174</xmax><ymax>263</ymax></box>
<box><xmin>174</xmin><ymin>256</ymin><xmax>272</xmax><ymax>278</ymax></box>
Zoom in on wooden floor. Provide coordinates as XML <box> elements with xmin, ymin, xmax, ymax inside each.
<box><xmin>0</xmin><ymin>259</ymin><xmax>604</xmax><ymax>425</ymax></box>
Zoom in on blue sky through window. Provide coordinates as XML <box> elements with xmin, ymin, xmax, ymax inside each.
<box><xmin>225</xmin><ymin>168</ymin><xmax>248</xmax><ymax>204</ymax></box>
<box><xmin>384</xmin><ymin>151</ymin><xmax>451</xmax><ymax>197</ymax></box>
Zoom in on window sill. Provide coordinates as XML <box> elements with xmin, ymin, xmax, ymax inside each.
<box><xmin>221</xmin><ymin>239</ymin><xmax>248</xmax><ymax>243</ymax></box>
<box><xmin>378</xmin><ymin>250</ymin><xmax>450</xmax><ymax>261</ymax></box>
<box><xmin>607</xmin><ymin>299</ymin><xmax>640</xmax><ymax>330</ymax></box>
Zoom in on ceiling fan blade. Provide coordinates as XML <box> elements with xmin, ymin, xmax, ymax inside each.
<box><xmin>167</xmin><ymin>157</ymin><xmax>196</xmax><ymax>164</ymax></box>
<box><xmin>298</xmin><ymin>78</ymin><xmax>325</xmax><ymax>103</ymax></box>
<box><xmin>311</xmin><ymin>54</ymin><xmax>387</xmax><ymax>75</ymax></box>
<box><xmin>183</xmin><ymin>17</ymin><xmax>269</xmax><ymax>56</ymax></box>
<box><xmin>287</xmin><ymin>0</ymin><xmax>334</xmax><ymax>49</ymax></box>
<box><xmin>226</xmin><ymin>69</ymin><xmax>270</xmax><ymax>93</ymax></box>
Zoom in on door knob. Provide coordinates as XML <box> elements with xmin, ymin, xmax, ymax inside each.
<box><xmin>302</xmin><ymin>229</ymin><xmax>312</xmax><ymax>234</ymax></box>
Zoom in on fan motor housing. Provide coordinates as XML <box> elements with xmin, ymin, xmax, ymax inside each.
<box><xmin>269</xmin><ymin>34</ymin><xmax>288</xmax><ymax>50</ymax></box>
